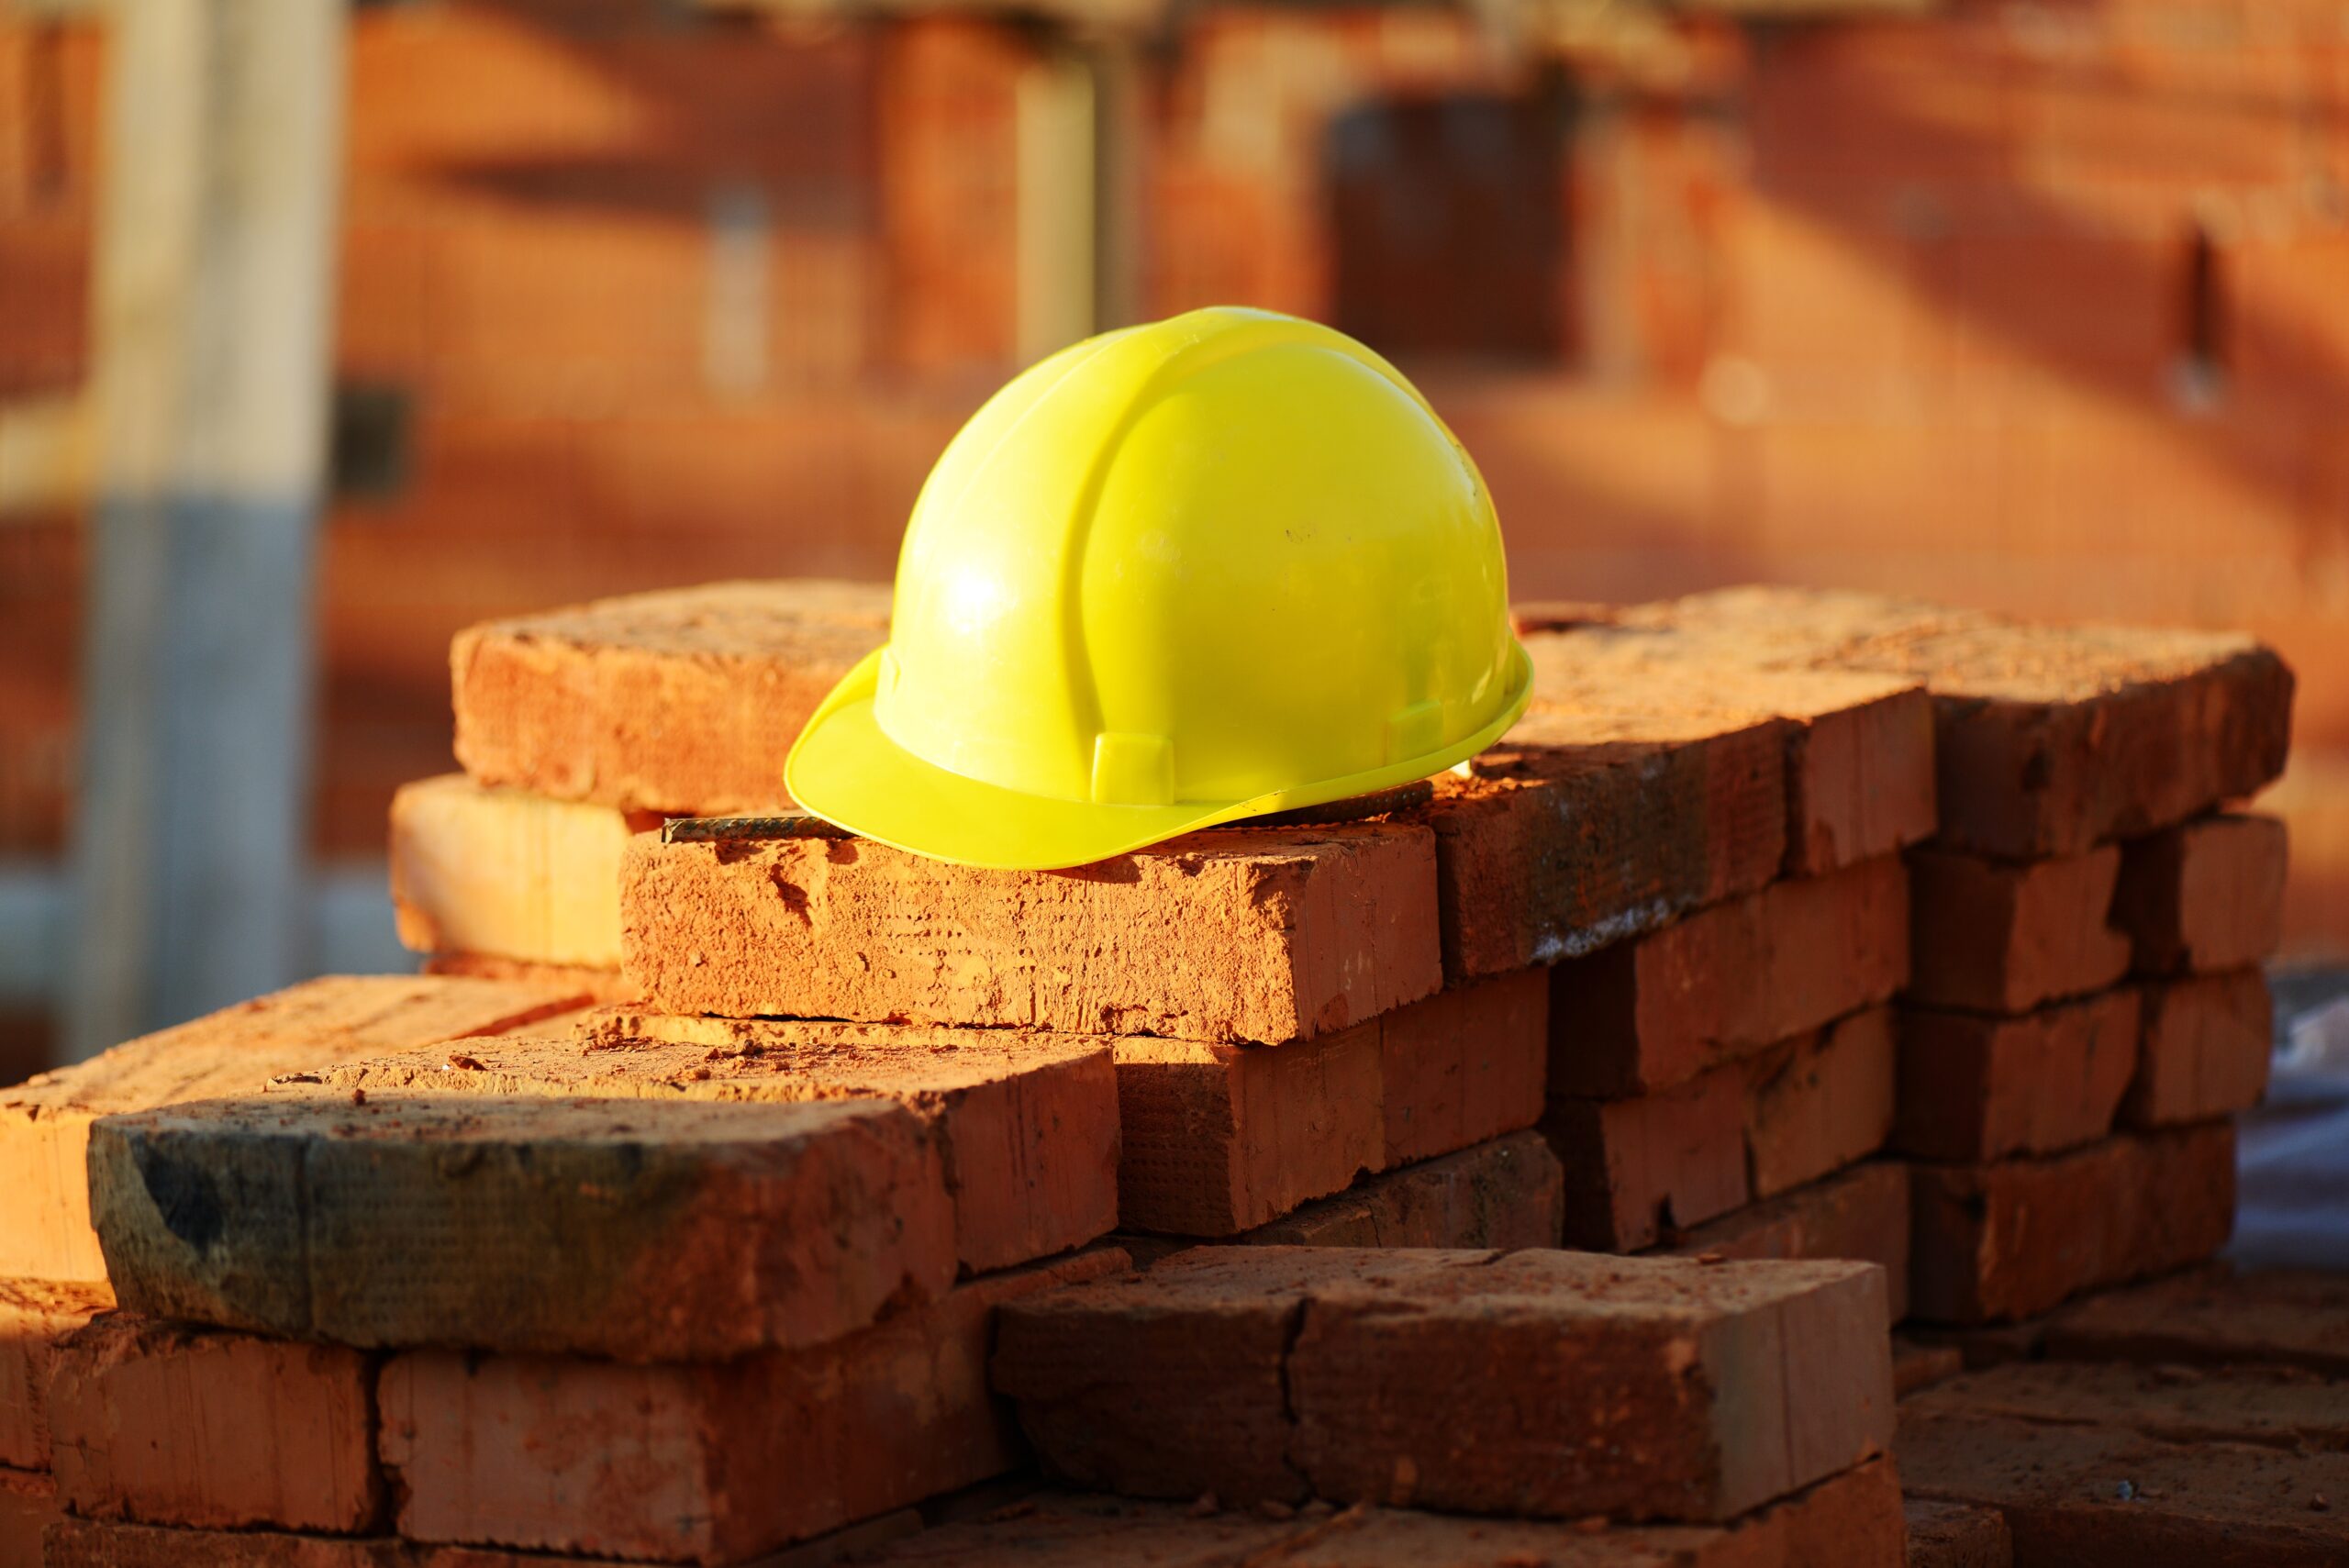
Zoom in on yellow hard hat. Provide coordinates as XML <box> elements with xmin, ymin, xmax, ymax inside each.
<box><xmin>785</xmin><ymin>306</ymin><xmax>1532</xmax><ymax>869</ymax></box>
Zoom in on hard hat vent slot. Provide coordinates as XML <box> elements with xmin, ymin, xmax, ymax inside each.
<box><xmin>1386</xmin><ymin>702</ymin><xmax>1445</xmax><ymax>765</ymax></box>
<box><xmin>1091</xmin><ymin>732</ymin><xmax>1175</xmax><ymax>806</ymax></box>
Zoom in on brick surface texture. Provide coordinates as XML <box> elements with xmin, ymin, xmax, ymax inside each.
<box><xmin>1635</xmin><ymin>588</ymin><xmax>2295</xmax><ymax>859</ymax></box>
<box><xmin>1894</xmin><ymin>993</ymin><xmax>2141</xmax><ymax>1162</ymax></box>
<box><xmin>2041</xmin><ymin>1267</ymin><xmax>2349</xmax><ymax>1376</ymax></box>
<box><xmin>993</xmin><ymin>1247</ymin><xmax>1892</xmax><ymax>1522</ymax></box>
<box><xmin>1906</xmin><ymin>846</ymin><xmax>2132</xmax><ymax>1014</ymax></box>
<box><xmin>47</xmin><ymin>1312</ymin><xmax>380</xmax><ymax>1532</ymax></box>
<box><xmin>1653</xmin><ymin>1160</ymin><xmax>1912</xmax><ymax>1321</ymax></box>
<box><xmin>1520</xmin><ymin>622</ymin><xmax>1937</xmax><ymax>875</ymax></box>
<box><xmin>1903</xmin><ymin>1497</ymin><xmax>2014</xmax><ymax>1568</ymax></box>
<box><xmin>313</xmin><ymin>1009</ymin><xmax>1120</xmax><ymax>1276</ymax></box>
<box><xmin>1900</xmin><ymin>1356</ymin><xmax>2349</xmax><ymax>1565</ymax></box>
<box><xmin>1404</xmin><ymin>710</ymin><xmax>1787</xmax><ymax>980</ymax></box>
<box><xmin>2111</xmin><ymin>811</ymin><xmax>2288</xmax><ymax>975</ymax></box>
<box><xmin>1908</xmin><ymin>1123</ymin><xmax>2237</xmax><ymax>1324</ymax></box>
<box><xmin>623</xmin><ymin>823</ymin><xmax>1441</xmax><ymax>1043</ymax></box>
<box><xmin>451</xmin><ymin>579</ymin><xmax>891</xmax><ymax>816</ymax></box>
<box><xmin>841</xmin><ymin>1462</ymin><xmax>1906</xmax><ymax>1566</ymax></box>
<box><xmin>391</xmin><ymin>774</ymin><xmax>659</xmax><ymax>969</ymax></box>
<box><xmin>1116</xmin><ymin>967</ymin><xmax>1546</xmax><ymax>1236</ymax></box>
<box><xmin>91</xmin><ymin>1092</ymin><xmax>958</xmax><ymax>1362</ymax></box>
<box><xmin>0</xmin><ymin>1276</ymin><xmax>110</xmax><ymax>1470</ymax></box>
<box><xmin>1550</xmin><ymin>1005</ymin><xmax>1895</xmax><ymax>1252</ymax></box>
<box><xmin>1549</xmin><ymin>855</ymin><xmax>1909</xmax><ymax>1097</ymax></box>
<box><xmin>381</xmin><ymin>1249</ymin><xmax>1128</xmax><ymax>1563</ymax></box>
<box><xmin>0</xmin><ymin>976</ymin><xmax>592</xmax><ymax>1284</ymax></box>
<box><xmin>2125</xmin><ymin>969</ymin><xmax>2274</xmax><ymax>1129</ymax></box>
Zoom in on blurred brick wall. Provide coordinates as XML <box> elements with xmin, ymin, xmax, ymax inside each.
<box><xmin>0</xmin><ymin>18</ymin><xmax>97</xmax><ymax>859</ymax></box>
<box><xmin>1469</xmin><ymin>1</ymin><xmax>2349</xmax><ymax>957</ymax></box>
<box><xmin>0</xmin><ymin>0</ymin><xmax>2343</xmax><ymax>954</ymax></box>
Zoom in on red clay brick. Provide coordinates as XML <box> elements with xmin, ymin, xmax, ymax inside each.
<box><xmin>1903</xmin><ymin>1497</ymin><xmax>2012</xmax><ymax>1568</ymax></box>
<box><xmin>391</xmin><ymin>774</ymin><xmax>659</xmax><ymax>970</ymax></box>
<box><xmin>381</xmin><ymin>1248</ymin><xmax>1128</xmax><ymax>1565</ymax></box>
<box><xmin>1375</xmin><ymin>967</ymin><xmax>1548</xmax><ymax>1167</ymax></box>
<box><xmin>1550</xmin><ymin>856</ymin><xmax>1909</xmax><ymax>1096</ymax></box>
<box><xmin>0</xmin><ymin>975</ymin><xmax>592</xmax><ymax>1284</ymax></box>
<box><xmin>47</xmin><ymin>1312</ymin><xmax>379</xmax><ymax>1532</ymax></box>
<box><xmin>450</xmin><ymin>580</ymin><xmax>890</xmax><ymax>816</ymax></box>
<box><xmin>1113</xmin><ymin>1029</ymin><xmax>1384</xmax><ymax>1237</ymax></box>
<box><xmin>1908</xmin><ymin>1123</ymin><xmax>2236</xmax><ymax>1325</ymax></box>
<box><xmin>1898</xmin><ymin>1409</ymin><xmax>2349</xmax><ymax>1565</ymax></box>
<box><xmin>622</xmin><ymin>823</ymin><xmax>1441</xmax><ymax>1043</ymax></box>
<box><xmin>1653</xmin><ymin>1160</ymin><xmax>1912</xmax><ymax>1321</ymax></box>
<box><xmin>1555</xmin><ymin>1008</ymin><xmax>1894</xmax><ymax>1255</ymax></box>
<box><xmin>1521</xmin><ymin>622</ymin><xmax>1937</xmax><ymax>876</ymax></box>
<box><xmin>848</xmin><ymin>1460</ymin><xmax>1907</xmax><ymax>1566</ymax></box>
<box><xmin>1241</xmin><ymin>1129</ymin><xmax>1564</xmax><ymax>1250</ymax></box>
<box><xmin>0</xmin><ymin>1276</ymin><xmax>109</xmax><ymax>1470</ymax></box>
<box><xmin>2124</xmin><ymin>969</ymin><xmax>2273</xmax><ymax>1129</ymax></box>
<box><xmin>1405</xmin><ymin>712</ymin><xmax>1788</xmax><ymax>981</ymax></box>
<box><xmin>1908</xmin><ymin>627</ymin><xmax>2296</xmax><ymax>860</ymax></box>
<box><xmin>1642</xmin><ymin>588</ymin><xmax>2297</xmax><ymax>859</ymax></box>
<box><xmin>90</xmin><ymin>1092</ymin><xmax>957</xmax><ymax>1362</ymax></box>
<box><xmin>2042</xmin><ymin>1267</ymin><xmax>2349</xmax><ymax>1377</ymax></box>
<box><xmin>1906</xmin><ymin>1360</ymin><xmax>2349</xmax><ymax>1453</ymax></box>
<box><xmin>1118</xmin><ymin>967</ymin><xmax>1559</xmax><ymax>1239</ymax></box>
<box><xmin>994</xmin><ymin>1247</ymin><xmax>1892</xmax><ymax>1522</ymax></box>
<box><xmin>1743</xmin><ymin>1005</ymin><xmax>1897</xmax><ymax>1198</ymax></box>
<box><xmin>1114</xmin><ymin>970</ymin><xmax>1547</xmax><ymax>1237</ymax></box>
<box><xmin>0</xmin><ymin>1467</ymin><xmax>60</xmax><ymax>1567</ymax></box>
<box><xmin>38</xmin><ymin>1514</ymin><xmax>919</xmax><ymax>1565</ymax></box>
<box><xmin>1906</xmin><ymin>847</ymin><xmax>2132</xmax><ymax>1014</ymax></box>
<box><xmin>1894</xmin><ymin>992</ymin><xmax>2141</xmax><ymax>1162</ymax></box>
<box><xmin>308</xmin><ymin>1011</ymin><xmax>1119</xmax><ymax>1276</ymax></box>
<box><xmin>418</xmin><ymin>952</ymin><xmax>639</xmax><ymax>1005</ymax></box>
<box><xmin>2112</xmin><ymin>813</ymin><xmax>2288</xmax><ymax>976</ymax></box>
<box><xmin>1545</xmin><ymin>1065</ymin><xmax>1750</xmax><ymax>1251</ymax></box>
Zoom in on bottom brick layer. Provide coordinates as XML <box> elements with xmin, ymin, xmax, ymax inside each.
<box><xmin>48</xmin><ymin>1313</ymin><xmax>378</xmax><ymax>1533</ymax></box>
<box><xmin>852</xmin><ymin>1457</ymin><xmax>1906</xmax><ymax>1567</ymax></box>
<box><xmin>382</xmin><ymin>1248</ymin><xmax>1126</xmax><ymax>1563</ymax></box>
<box><xmin>2</xmin><ymin>1466</ymin><xmax>61</xmax><ymax>1566</ymax></box>
<box><xmin>39</xmin><ymin>1509</ymin><xmax>918</xmax><ymax>1566</ymax></box>
<box><xmin>1903</xmin><ymin>1497</ymin><xmax>2013</xmax><ymax>1568</ymax></box>
<box><xmin>1907</xmin><ymin>1123</ymin><xmax>2235</xmax><ymax>1325</ymax></box>
<box><xmin>2041</xmin><ymin>1266</ymin><xmax>2349</xmax><ymax>1377</ymax></box>
<box><xmin>993</xmin><ymin>1248</ymin><xmax>1892</xmax><ymax>1524</ymax></box>
<box><xmin>1899</xmin><ymin>1361</ymin><xmax>2349</xmax><ymax>1566</ymax></box>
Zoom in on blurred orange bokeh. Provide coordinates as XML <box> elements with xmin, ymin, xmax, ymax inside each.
<box><xmin>1</xmin><ymin>0</ymin><xmax>2344</xmax><ymax>1065</ymax></box>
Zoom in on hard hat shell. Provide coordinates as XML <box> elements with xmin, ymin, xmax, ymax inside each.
<box><xmin>786</xmin><ymin>306</ymin><xmax>1531</xmax><ymax>870</ymax></box>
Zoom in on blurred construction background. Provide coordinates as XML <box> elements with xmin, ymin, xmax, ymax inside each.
<box><xmin>0</xmin><ymin>0</ymin><xmax>2345</xmax><ymax>1073</ymax></box>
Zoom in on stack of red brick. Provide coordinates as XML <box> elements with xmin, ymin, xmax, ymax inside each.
<box><xmin>1504</xmin><ymin>602</ymin><xmax>1933</xmax><ymax>1294</ymax></box>
<box><xmin>0</xmin><ymin>578</ymin><xmax>2307</xmax><ymax>1567</ymax></box>
<box><xmin>1508</xmin><ymin>586</ymin><xmax>2294</xmax><ymax>1334</ymax></box>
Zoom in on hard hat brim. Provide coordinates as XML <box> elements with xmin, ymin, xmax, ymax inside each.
<box><xmin>785</xmin><ymin>643</ymin><xmax>1534</xmax><ymax>872</ymax></box>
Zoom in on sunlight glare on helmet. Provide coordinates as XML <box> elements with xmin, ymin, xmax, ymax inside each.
<box><xmin>942</xmin><ymin>572</ymin><xmax>1009</xmax><ymax>636</ymax></box>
